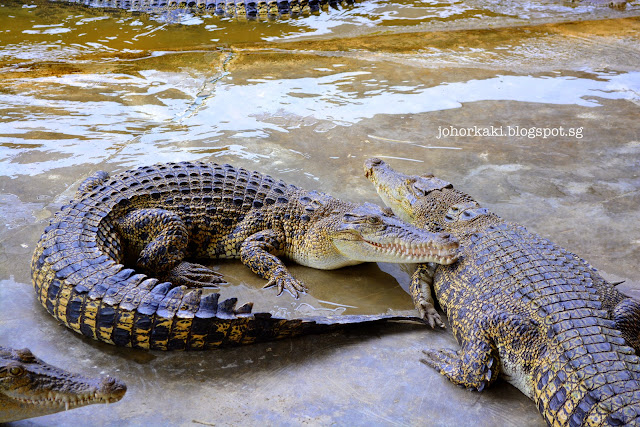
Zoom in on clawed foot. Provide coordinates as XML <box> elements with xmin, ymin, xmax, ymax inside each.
<box><xmin>416</xmin><ymin>299</ymin><xmax>446</xmax><ymax>329</ymax></box>
<box><xmin>167</xmin><ymin>262</ymin><xmax>228</xmax><ymax>288</ymax></box>
<box><xmin>420</xmin><ymin>348</ymin><xmax>495</xmax><ymax>392</ymax></box>
<box><xmin>263</xmin><ymin>269</ymin><xmax>307</xmax><ymax>298</ymax></box>
<box><xmin>420</xmin><ymin>348</ymin><xmax>459</xmax><ymax>369</ymax></box>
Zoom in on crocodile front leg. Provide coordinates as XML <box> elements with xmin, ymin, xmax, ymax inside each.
<box><xmin>116</xmin><ymin>208</ymin><xmax>226</xmax><ymax>287</ymax></box>
<box><xmin>240</xmin><ymin>229</ymin><xmax>307</xmax><ymax>298</ymax></box>
<box><xmin>410</xmin><ymin>263</ymin><xmax>445</xmax><ymax>328</ymax></box>
<box><xmin>421</xmin><ymin>313</ymin><xmax>539</xmax><ymax>392</ymax></box>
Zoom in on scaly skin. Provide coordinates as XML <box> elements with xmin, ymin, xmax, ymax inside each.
<box><xmin>31</xmin><ymin>161</ymin><xmax>458</xmax><ymax>350</ymax></box>
<box><xmin>54</xmin><ymin>0</ymin><xmax>355</xmax><ymax>20</ymax></box>
<box><xmin>0</xmin><ymin>346</ymin><xmax>126</xmax><ymax>423</ymax></box>
<box><xmin>364</xmin><ymin>158</ymin><xmax>640</xmax><ymax>427</ymax></box>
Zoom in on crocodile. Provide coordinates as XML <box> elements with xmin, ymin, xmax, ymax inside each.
<box><xmin>364</xmin><ymin>158</ymin><xmax>640</xmax><ymax>426</ymax></box>
<box><xmin>31</xmin><ymin>161</ymin><xmax>458</xmax><ymax>351</ymax></box>
<box><xmin>51</xmin><ymin>0</ymin><xmax>354</xmax><ymax>20</ymax></box>
<box><xmin>49</xmin><ymin>0</ymin><xmax>630</xmax><ymax>21</ymax></box>
<box><xmin>0</xmin><ymin>346</ymin><xmax>126</xmax><ymax>423</ymax></box>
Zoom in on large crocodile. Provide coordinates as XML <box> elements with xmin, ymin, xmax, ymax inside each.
<box><xmin>49</xmin><ymin>0</ymin><xmax>631</xmax><ymax>20</ymax></box>
<box><xmin>31</xmin><ymin>161</ymin><xmax>458</xmax><ymax>351</ymax></box>
<box><xmin>364</xmin><ymin>158</ymin><xmax>640</xmax><ymax>426</ymax></box>
<box><xmin>52</xmin><ymin>0</ymin><xmax>352</xmax><ymax>20</ymax></box>
<box><xmin>0</xmin><ymin>346</ymin><xmax>126</xmax><ymax>423</ymax></box>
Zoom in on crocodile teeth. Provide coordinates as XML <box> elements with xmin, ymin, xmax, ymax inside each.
<box><xmin>366</xmin><ymin>240</ymin><xmax>456</xmax><ymax>262</ymax></box>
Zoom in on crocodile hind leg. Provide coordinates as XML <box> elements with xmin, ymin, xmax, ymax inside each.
<box><xmin>421</xmin><ymin>313</ymin><xmax>539</xmax><ymax>391</ymax></box>
<box><xmin>585</xmin><ymin>272</ymin><xmax>640</xmax><ymax>354</ymax></box>
<box><xmin>240</xmin><ymin>229</ymin><xmax>307</xmax><ymax>298</ymax></box>
<box><xmin>410</xmin><ymin>263</ymin><xmax>445</xmax><ymax>329</ymax></box>
<box><xmin>614</xmin><ymin>298</ymin><xmax>640</xmax><ymax>354</ymax></box>
<box><xmin>115</xmin><ymin>208</ymin><xmax>226</xmax><ymax>287</ymax></box>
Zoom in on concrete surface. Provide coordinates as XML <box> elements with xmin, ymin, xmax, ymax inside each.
<box><xmin>1</xmin><ymin>1</ymin><xmax>639</xmax><ymax>425</ymax></box>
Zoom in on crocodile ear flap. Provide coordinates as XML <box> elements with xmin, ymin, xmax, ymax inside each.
<box><xmin>414</xmin><ymin>177</ymin><xmax>453</xmax><ymax>194</ymax></box>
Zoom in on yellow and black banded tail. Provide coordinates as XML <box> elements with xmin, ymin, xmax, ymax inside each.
<box><xmin>33</xmin><ymin>253</ymin><xmax>423</xmax><ymax>350</ymax></box>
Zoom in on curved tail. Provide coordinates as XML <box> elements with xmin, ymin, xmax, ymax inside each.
<box><xmin>32</xmin><ymin>263</ymin><xmax>423</xmax><ymax>350</ymax></box>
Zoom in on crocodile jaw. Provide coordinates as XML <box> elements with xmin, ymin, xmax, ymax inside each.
<box><xmin>332</xmin><ymin>235</ymin><xmax>458</xmax><ymax>265</ymax></box>
<box><xmin>2</xmin><ymin>385</ymin><xmax>125</xmax><ymax>421</ymax></box>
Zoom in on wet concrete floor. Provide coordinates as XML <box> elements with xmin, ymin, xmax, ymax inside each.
<box><xmin>1</xmin><ymin>0</ymin><xmax>640</xmax><ymax>425</ymax></box>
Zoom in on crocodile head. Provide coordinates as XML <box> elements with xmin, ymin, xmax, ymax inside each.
<box><xmin>327</xmin><ymin>202</ymin><xmax>459</xmax><ymax>265</ymax></box>
<box><xmin>364</xmin><ymin>158</ymin><xmax>491</xmax><ymax>233</ymax></box>
<box><xmin>0</xmin><ymin>346</ymin><xmax>126</xmax><ymax>423</ymax></box>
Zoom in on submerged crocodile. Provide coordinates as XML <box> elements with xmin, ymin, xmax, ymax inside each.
<box><xmin>364</xmin><ymin>158</ymin><xmax>640</xmax><ymax>426</ymax></box>
<box><xmin>50</xmin><ymin>0</ymin><xmax>630</xmax><ymax>20</ymax></box>
<box><xmin>31</xmin><ymin>161</ymin><xmax>458</xmax><ymax>351</ymax></box>
<box><xmin>0</xmin><ymin>346</ymin><xmax>126</xmax><ymax>423</ymax></box>
<box><xmin>52</xmin><ymin>0</ymin><xmax>353</xmax><ymax>20</ymax></box>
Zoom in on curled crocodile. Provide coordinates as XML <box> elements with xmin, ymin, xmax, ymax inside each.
<box><xmin>364</xmin><ymin>158</ymin><xmax>640</xmax><ymax>426</ymax></box>
<box><xmin>52</xmin><ymin>0</ymin><xmax>354</xmax><ymax>20</ymax></box>
<box><xmin>0</xmin><ymin>346</ymin><xmax>126</xmax><ymax>423</ymax></box>
<box><xmin>31</xmin><ymin>161</ymin><xmax>458</xmax><ymax>351</ymax></box>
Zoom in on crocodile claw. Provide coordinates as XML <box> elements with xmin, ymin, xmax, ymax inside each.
<box><xmin>263</xmin><ymin>275</ymin><xmax>307</xmax><ymax>299</ymax></box>
<box><xmin>417</xmin><ymin>299</ymin><xmax>446</xmax><ymax>329</ymax></box>
<box><xmin>166</xmin><ymin>262</ymin><xmax>228</xmax><ymax>288</ymax></box>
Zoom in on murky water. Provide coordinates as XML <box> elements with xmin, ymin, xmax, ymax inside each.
<box><xmin>1</xmin><ymin>0</ymin><xmax>640</xmax><ymax>425</ymax></box>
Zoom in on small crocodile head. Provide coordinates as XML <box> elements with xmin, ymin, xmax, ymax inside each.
<box><xmin>329</xmin><ymin>202</ymin><xmax>459</xmax><ymax>265</ymax></box>
<box><xmin>0</xmin><ymin>346</ymin><xmax>126</xmax><ymax>423</ymax></box>
<box><xmin>364</xmin><ymin>158</ymin><xmax>488</xmax><ymax>233</ymax></box>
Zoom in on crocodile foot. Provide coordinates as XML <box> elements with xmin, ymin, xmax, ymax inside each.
<box><xmin>420</xmin><ymin>348</ymin><xmax>495</xmax><ymax>392</ymax></box>
<box><xmin>166</xmin><ymin>262</ymin><xmax>228</xmax><ymax>288</ymax></box>
<box><xmin>416</xmin><ymin>298</ymin><xmax>446</xmax><ymax>329</ymax></box>
<box><xmin>262</xmin><ymin>268</ymin><xmax>307</xmax><ymax>298</ymax></box>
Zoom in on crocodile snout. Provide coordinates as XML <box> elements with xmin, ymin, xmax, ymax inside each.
<box><xmin>364</xmin><ymin>157</ymin><xmax>386</xmax><ymax>179</ymax></box>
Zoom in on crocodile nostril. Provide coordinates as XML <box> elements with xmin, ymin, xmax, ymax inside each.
<box><xmin>369</xmin><ymin>158</ymin><xmax>383</xmax><ymax>166</ymax></box>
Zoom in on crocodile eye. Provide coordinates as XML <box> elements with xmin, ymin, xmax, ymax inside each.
<box><xmin>8</xmin><ymin>366</ymin><xmax>24</xmax><ymax>377</ymax></box>
<box><xmin>367</xmin><ymin>216</ymin><xmax>381</xmax><ymax>225</ymax></box>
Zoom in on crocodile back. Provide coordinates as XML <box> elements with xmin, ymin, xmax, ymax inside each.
<box><xmin>32</xmin><ymin>161</ymin><xmax>296</xmax><ymax>295</ymax></box>
<box><xmin>434</xmin><ymin>223</ymin><xmax>640</xmax><ymax>425</ymax></box>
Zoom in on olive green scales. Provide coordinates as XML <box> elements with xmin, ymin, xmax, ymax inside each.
<box><xmin>365</xmin><ymin>158</ymin><xmax>640</xmax><ymax>427</ymax></box>
<box><xmin>31</xmin><ymin>161</ymin><xmax>458</xmax><ymax>351</ymax></box>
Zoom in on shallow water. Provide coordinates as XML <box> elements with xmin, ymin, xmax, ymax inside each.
<box><xmin>1</xmin><ymin>0</ymin><xmax>640</xmax><ymax>425</ymax></box>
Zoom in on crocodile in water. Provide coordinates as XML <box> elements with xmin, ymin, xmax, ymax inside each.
<box><xmin>31</xmin><ymin>161</ymin><xmax>458</xmax><ymax>351</ymax></box>
<box><xmin>365</xmin><ymin>158</ymin><xmax>640</xmax><ymax>426</ymax></box>
<box><xmin>0</xmin><ymin>346</ymin><xmax>126</xmax><ymax>423</ymax></box>
<box><xmin>51</xmin><ymin>0</ymin><xmax>356</xmax><ymax>20</ymax></box>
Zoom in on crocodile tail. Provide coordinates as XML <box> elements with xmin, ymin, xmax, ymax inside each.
<box><xmin>31</xmin><ymin>256</ymin><xmax>422</xmax><ymax>350</ymax></box>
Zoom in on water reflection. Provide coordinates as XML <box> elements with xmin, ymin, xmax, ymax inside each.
<box><xmin>1</xmin><ymin>0</ymin><xmax>638</xmax><ymax>66</ymax></box>
<box><xmin>1</xmin><ymin>65</ymin><xmax>638</xmax><ymax>176</ymax></box>
<box><xmin>181</xmin><ymin>68</ymin><xmax>640</xmax><ymax>147</ymax></box>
